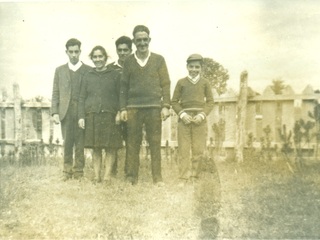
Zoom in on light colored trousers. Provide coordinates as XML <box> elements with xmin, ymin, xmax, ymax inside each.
<box><xmin>178</xmin><ymin>118</ymin><xmax>207</xmax><ymax>180</ymax></box>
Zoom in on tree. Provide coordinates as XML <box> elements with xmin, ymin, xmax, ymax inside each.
<box><xmin>202</xmin><ymin>58</ymin><xmax>229</xmax><ymax>95</ymax></box>
<box><xmin>271</xmin><ymin>78</ymin><xmax>286</xmax><ymax>95</ymax></box>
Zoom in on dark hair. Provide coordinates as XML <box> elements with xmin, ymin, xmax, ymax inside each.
<box><xmin>89</xmin><ymin>46</ymin><xmax>108</xmax><ymax>60</ymax></box>
<box><xmin>115</xmin><ymin>36</ymin><xmax>132</xmax><ymax>50</ymax></box>
<box><xmin>65</xmin><ymin>38</ymin><xmax>81</xmax><ymax>49</ymax></box>
<box><xmin>132</xmin><ymin>25</ymin><xmax>150</xmax><ymax>37</ymax></box>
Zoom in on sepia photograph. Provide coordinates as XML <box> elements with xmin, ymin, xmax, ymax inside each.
<box><xmin>1</xmin><ymin>0</ymin><xmax>320</xmax><ymax>239</ymax></box>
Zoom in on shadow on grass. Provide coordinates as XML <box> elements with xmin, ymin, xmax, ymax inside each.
<box><xmin>240</xmin><ymin>163</ymin><xmax>320</xmax><ymax>239</ymax></box>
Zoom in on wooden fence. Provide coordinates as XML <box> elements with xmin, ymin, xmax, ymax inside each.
<box><xmin>0</xmin><ymin>84</ymin><xmax>174</xmax><ymax>164</ymax></box>
<box><xmin>0</xmin><ymin>84</ymin><xmax>63</xmax><ymax>163</ymax></box>
<box><xmin>2</xmin><ymin>79</ymin><xmax>320</xmax><ymax>164</ymax></box>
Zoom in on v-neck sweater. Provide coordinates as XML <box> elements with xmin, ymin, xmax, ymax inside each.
<box><xmin>171</xmin><ymin>76</ymin><xmax>214</xmax><ymax>116</ymax></box>
<box><xmin>120</xmin><ymin>52</ymin><xmax>171</xmax><ymax>109</ymax></box>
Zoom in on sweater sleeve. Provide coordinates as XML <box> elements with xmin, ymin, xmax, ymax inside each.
<box><xmin>203</xmin><ymin>80</ymin><xmax>214</xmax><ymax>116</ymax></box>
<box><xmin>171</xmin><ymin>80</ymin><xmax>183</xmax><ymax>115</ymax></box>
<box><xmin>120</xmin><ymin>59</ymin><xmax>129</xmax><ymax>110</ymax></box>
<box><xmin>78</xmin><ymin>74</ymin><xmax>87</xmax><ymax>120</ymax></box>
<box><xmin>158</xmin><ymin>56</ymin><xmax>171</xmax><ymax>108</ymax></box>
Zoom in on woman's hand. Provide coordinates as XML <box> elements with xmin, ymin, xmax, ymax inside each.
<box><xmin>53</xmin><ymin>114</ymin><xmax>60</xmax><ymax>124</ymax></box>
<box><xmin>161</xmin><ymin>107</ymin><xmax>170</xmax><ymax>121</ymax></box>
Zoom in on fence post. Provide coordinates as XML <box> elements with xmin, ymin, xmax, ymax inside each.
<box><xmin>2</xmin><ymin>88</ymin><xmax>8</xmax><ymax>102</ymax></box>
<box><xmin>235</xmin><ymin>71</ymin><xmax>248</xmax><ymax>162</ymax></box>
<box><xmin>1</xmin><ymin>89</ymin><xmax>6</xmax><ymax>140</ymax></box>
<box><xmin>36</xmin><ymin>108</ymin><xmax>42</xmax><ymax>139</ymax></box>
<box><xmin>1</xmin><ymin>89</ymin><xmax>6</xmax><ymax>159</ymax></box>
<box><xmin>13</xmin><ymin>83</ymin><xmax>22</xmax><ymax>163</ymax></box>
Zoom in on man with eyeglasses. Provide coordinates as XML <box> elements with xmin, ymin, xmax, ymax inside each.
<box><xmin>120</xmin><ymin>25</ymin><xmax>171</xmax><ymax>186</ymax></box>
<box><xmin>51</xmin><ymin>38</ymin><xmax>91</xmax><ymax>181</ymax></box>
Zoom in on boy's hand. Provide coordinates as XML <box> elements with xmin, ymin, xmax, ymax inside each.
<box><xmin>121</xmin><ymin>110</ymin><xmax>128</xmax><ymax>122</ymax></box>
<box><xmin>193</xmin><ymin>114</ymin><xmax>203</xmax><ymax>125</ymax></box>
<box><xmin>161</xmin><ymin>107</ymin><xmax>170</xmax><ymax>121</ymax></box>
<box><xmin>181</xmin><ymin>114</ymin><xmax>193</xmax><ymax>125</ymax></box>
<box><xmin>78</xmin><ymin>119</ymin><xmax>85</xmax><ymax>129</ymax></box>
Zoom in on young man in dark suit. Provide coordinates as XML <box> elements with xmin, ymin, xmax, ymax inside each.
<box><xmin>51</xmin><ymin>38</ymin><xmax>91</xmax><ymax>181</ymax></box>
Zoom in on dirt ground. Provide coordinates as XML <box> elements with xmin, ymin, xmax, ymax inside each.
<box><xmin>1</xmin><ymin>151</ymin><xmax>320</xmax><ymax>239</ymax></box>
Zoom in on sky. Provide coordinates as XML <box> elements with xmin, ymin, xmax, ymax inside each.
<box><xmin>0</xmin><ymin>0</ymin><xmax>320</xmax><ymax>99</ymax></box>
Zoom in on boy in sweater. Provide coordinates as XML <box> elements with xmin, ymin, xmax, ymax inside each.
<box><xmin>171</xmin><ymin>54</ymin><xmax>214</xmax><ymax>186</ymax></box>
<box><xmin>120</xmin><ymin>25</ymin><xmax>171</xmax><ymax>186</ymax></box>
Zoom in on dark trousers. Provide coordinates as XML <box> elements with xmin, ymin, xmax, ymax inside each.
<box><xmin>126</xmin><ymin>108</ymin><xmax>162</xmax><ymax>183</ymax></box>
<box><xmin>178</xmin><ymin>115</ymin><xmax>207</xmax><ymax>180</ymax></box>
<box><xmin>60</xmin><ymin>101</ymin><xmax>84</xmax><ymax>175</ymax></box>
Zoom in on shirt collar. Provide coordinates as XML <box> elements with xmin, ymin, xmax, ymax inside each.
<box><xmin>134</xmin><ymin>51</ymin><xmax>151</xmax><ymax>67</ymax></box>
<box><xmin>68</xmin><ymin>61</ymin><xmax>83</xmax><ymax>72</ymax></box>
<box><xmin>115</xmin><ymin>60</ymin><xmax>123</xmax><ymax>68</ymax></box>
<box><xmin>187</xmin><ymin>74</ymin><xmax>200</xmax><ymax>84</ymax></box>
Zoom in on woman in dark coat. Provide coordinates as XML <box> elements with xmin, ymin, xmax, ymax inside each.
<box><xmin>78</xmin><ymin>46</ymin><xmax>122</xmax><ymax>184</ymax></box>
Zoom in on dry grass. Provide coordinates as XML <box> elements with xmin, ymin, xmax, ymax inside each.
<box><xmin>0</xmin><ymin>151</ymin><xmax>200</xmax><ymax>239</ymax></box>
<box><xmin>1</xmin><ymin>149</ymin><xmax>320</xmax><ymax>239</ymax></box>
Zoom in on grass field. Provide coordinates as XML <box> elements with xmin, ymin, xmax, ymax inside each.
<box><xmin>1</xmin><ymin>149</ymin><xmax>320</xmax><ymax>239</ymax></box>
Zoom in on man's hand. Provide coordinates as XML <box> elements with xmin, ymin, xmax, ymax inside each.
<box><xmin>115</xmin><ymin>112</ymin><xmax>121</xmax><ymax>125</ymax></box>
<box><xmin>161</xmin><ymin>107</ymin><xmax>170</xmax><ymax>121</ymax></box>
<box><xmin>121</xmin><ymin>110</ymin><xmax>128</xmax><ymax>122</ymax></box>
<box><xmin>181</xmin><ymin>114</ymin><xmax>193</xmax><ymax>125</ymax></box>
<box><xmin>78</xmin><ymin>119</ymin><xmax>85</xmax><ymax>129</ymax></box>
<box><xmin>53</xmin><ymin>114</ymin><xmax>60</xmax><ymax>124</ymax></box>
<box><xmin>193</xmin><ymin>114</ymin><xmax>203</xmax><ymax>125</ymax></box>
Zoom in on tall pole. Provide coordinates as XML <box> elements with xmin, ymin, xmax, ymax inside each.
<box><xmin>235</xmin><ymin>71</ymin><xmax>248</xmax><ymax>163</ymax></box>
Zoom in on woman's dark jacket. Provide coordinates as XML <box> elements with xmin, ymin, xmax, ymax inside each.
<box><xmin>78</xmin><ymin>68</ymin><xmax>120</xmax><ymax>119</ymax></box>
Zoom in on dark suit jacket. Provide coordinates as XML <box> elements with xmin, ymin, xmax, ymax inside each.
<box><xmin>51</xmin><ymin>63</ymin><xmax>91</xmax><ymax>121</ymax></box>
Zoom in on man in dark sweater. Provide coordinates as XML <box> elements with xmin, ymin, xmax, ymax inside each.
<box><xmin>107</xmin><ymin>36</ymin><xmax>132</xmax><ymax>72</ymax></box>
<box><xmin>107</xmin><ymin>36</ymin><xmax>132</xmax><ymax>176</ymax></box>
<box><xmin>51</xmin><ymin>38</ymin><xmax>91</xmax><ymax>181</ymax></box>
<box><xmin>171</xmin><ymin>54</ymin><xmax>214</xmax><ymax>186</ymax></box>
<box><xmin>120</xmin><ymin>25</ymin><xmax>171</xmax><ymax>186</ymax></box>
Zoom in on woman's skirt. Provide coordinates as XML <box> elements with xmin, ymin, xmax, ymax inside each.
<box><xmin>84</xmin><ymin>112</ymin><xmax>123</xmax><ymax>149</ymax></box>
